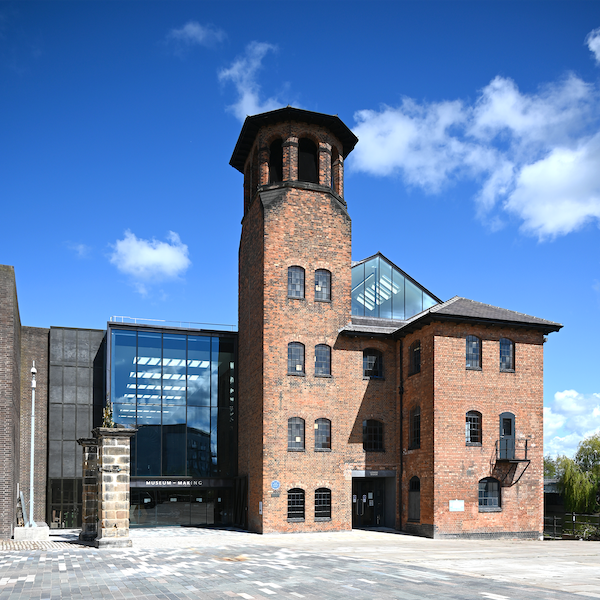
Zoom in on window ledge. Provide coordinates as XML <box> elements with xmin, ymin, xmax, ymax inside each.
<box><xmin>287</xmin><ymin>296</ymin><xmax>306</xmax><ymax>301</ymax></box>
<box><xmin>363</xmin><ymin>448</ymin><xmax>386</xmax><ymax>453</ymax></box>
<box><xmin>314</xmin><ymin>374</ymin><xmax>332</xmax><ymax>378</ymax></box>
<box><xmin>466</xmin><ymin>442</ymin><xmax>482</xmax><ymax>447</ymax></box>
<box><xmin>479</xmin><ymin>506</ymin><xmax>502</xmax><ymax>513</ymax></box>
<box><xmin>287</xmin><ymin>448</ymin><xmax>305</xmax><ymax>452</ymax></box>
<box><xmin>314</xmin><ymin>299</ymin><xmax>331</xmax><ymax>304</ymax></box>
<box><xmin>363</xmin><ymin>376</ymin><xmax>384</xmax><ymax>381</ymax></box>
<box><xmin>407</xmin><ymin>519</ymin><xmax>420</xmax><ymax>523</ymax></box>
<box><xmin>408</xmin><ymin>445</ymin><xmax>421</xmax><ymax>451</ymax></box>
<box><xmin>287</xmin><ymin>372</ymin><xmax>305</xmax><ymax>377</ymax></box>
<box><xmin>314</xmin><ymin>448</ymin><xmax>331</xmax><ymax>452</ymax></box>
<box><xmin>287</xmin><ymin>518</ymin><xmax>305</xmax><ymax>522</ymax></box>
<box><xmin>314</xmin><ymin>517</ymin><xmax>331</xmax><ymax>522</ymax></box>
<box><xmin>500</xmin><ymin>369</ymin><xmax>515</xmax><ymax>373</ymax></box>
<box><xmin>466</xmin><ymin>366</ymin><xmax>482</xmax><ymax>371</ymax></box>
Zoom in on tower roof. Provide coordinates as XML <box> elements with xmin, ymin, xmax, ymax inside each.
<box><xmin>229</xmin><ymin>107</ymin><xmax>358</xmax><ymax>173</ymax></box>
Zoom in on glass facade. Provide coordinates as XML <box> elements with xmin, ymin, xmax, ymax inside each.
<box><xmin>110</xmin><ymin>327</ymin><xmax>237</xmax><ymax>479</ymax></box>
<box><xmin>351</xmin><ymin>255</ymin><xmax>439</xmax><ymax>320</ymax></box>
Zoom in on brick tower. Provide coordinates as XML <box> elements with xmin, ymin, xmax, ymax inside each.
<box><xmin>231</xmin><ymin>108</ymin><xmax>358</xmax><ymax>533</ymax></box>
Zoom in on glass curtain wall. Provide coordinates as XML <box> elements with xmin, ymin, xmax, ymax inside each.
<box><xmin>351</xmin><ymin>255</ymin><xmax>439</xmax><ymax>320</ymax></box>
<box><xmin>110</xmin><ymin>328</ymin><xmax>237</xmax><ymax>479</ymax></box>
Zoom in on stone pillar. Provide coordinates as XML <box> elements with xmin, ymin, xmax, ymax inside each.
<box><xmin>77</xmin><ymin>437</ymin><xmax>98</xmax><ymax>541</ymax></box>
<box><xmin>93</xmin><ymin>427</ymin><xmax>136</xmax><ymax>548</ymax></box>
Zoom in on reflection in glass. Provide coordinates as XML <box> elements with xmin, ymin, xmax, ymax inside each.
<box><xmin>188</xmin><ymin>336</ymin><xmax>210</xmax><ymax>406</ymax></box>
<box><xmin>110</xmin><ymin>329</ymin><xmax>236</xmax><ymax>480</ymax></box>
<box><xmin>350</xmin><ymin>254</ymin><xmax>440</xmax><ymax>321</ymax></box>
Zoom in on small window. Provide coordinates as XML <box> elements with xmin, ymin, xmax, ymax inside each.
<box><xmin>479</xmin><ymin>477</ymin><xmax>501</xmax><ymax>510</ymax></box>
<box><xmin>408</xmin><ymin>476</ymin><xmax>420</xmax><ymax>522</ymax></box>
<box><xmin>288</xmin><ymin>266</ymin><xmax>305</xmax><ymax>298</ymax></box>
<box><xmin>410</xmin><ymin>407</ymin><xmax>421</xmax><ymax>449</ymax></box>
<box><xmin>499</xmin><ymin>338</ymin><xmax>514</xmax><ymax>372</ymax></box>
<box><xmin>363</xmin><ymin>419</ymin><xmax>384</xmax><ymax>452</ymax></box>
<box><xmin>314</xmin><ymin>418</ymin><xmax>331</xmax><ymax>450</ymax></box>
<box><xmin>269</xmin><ymin>139</ymin><xmax>283</xmax><ymax>183</ymax></box>
<box><xmin>298</xmin><ymin>138</ymin><xmax>318</xmax><ymax>183</ymax></box>
<box><xmin>409</xmin><ymin>340</ymin><xmax>421</xmax><ymax>375</ymax></box>
<box><xmin>315</xmin><ymin>344</ymin><xmax>331</xmax><ymax>376</ymax></box>
<box><xmin>288</xmin><ymin>342</ymin><xmax>305</xmax><ymax>375</ymax></box>
<box><xmin>315</xmin><ymin>488</ymin><xmax>331</xmax><ymax>519</ymax></box>
<box><xmin>363</xmin><ymin>349</ymin><xmax>383</xmax><ymax>378</ymax></box>
<box><xmin>287</xmin><ymin>488</ymin><xmax>305</xmax><ymax>520</ymax></box>
<box><xmin>466</xmin><ymin>411</ymin><xmax>482</xmax><ymax>445</ymax></box>
<box><xmin>315</xmin><ymin>269</ymin><xmax>331</xmax><ymax>302</ymax></box>
<box><xmin>288</xmin><ymin>417</ymin><xmax>305</xmax><ymax>450</ymax></box>
<box><xmin>466</xmin><ymin>335</ymin><xmax>481</xmax><ymax>369</ymax></box>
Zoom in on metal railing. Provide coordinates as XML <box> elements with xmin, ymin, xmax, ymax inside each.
<box><xmin>544</xmin><ymin>513</ymin><xmax>600</xmax><ymax>540</ymax></box>
<box><xmin>496</xmin><ymin>438</ymin><xmax>528</xmax><ymax>461</ymax></box>
<box><xmin>110</xmin><ymin>316</ymin><xmax>237</xmax><ymax>332</ymax></box>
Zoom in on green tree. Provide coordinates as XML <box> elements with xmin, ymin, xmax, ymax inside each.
<box><xmin>544</xmin><ymin>455</ymin><xmax>557</xmax><ymax>478</ymax></box>
<box><xmin>557</xmin><ymin>433</ymin><xmax>600</xmax><ymax>514</ymax></box>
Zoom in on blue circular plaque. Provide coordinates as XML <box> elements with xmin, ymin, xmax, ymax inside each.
<box><xmin>271</xmin><ymin>480</ymin><xmax>280</xmax><ymax>490</ymax></box>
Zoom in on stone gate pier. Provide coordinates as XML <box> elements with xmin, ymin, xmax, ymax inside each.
<box><xmin>78</xmin><ymin>427</ymin><xmax>136</xmax><ymax>548</ymax></box>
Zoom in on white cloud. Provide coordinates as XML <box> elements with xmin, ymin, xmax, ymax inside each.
<box><xmin>218</xmin><ymin>41</ymin><xmax>280</xmax><ymax>121</ymax></box>
<box><xmin>67</xmin><ymin>242</ymin><xmax>91</xmax><ymax>258</ymax></box>
<box><xmin>166</xmin><ymin>21</ymin><xmax>225</xmax><ymax>53</ymax></box>
<box><xmin>544</xmin><ymin>390</ymin><xmax>600</xmax><ymax>457</ymax></box>
<box><xmin>586</xmin><ymin>27</ymin><xmax>600</xmax><ymax>65</ymax></box>
<box><xmin>351</xmin><ymin>30</ymin><xmax>600</xmax><ymax>241</ymax></box>
<box><xmin>110</xmin><ymin>230</ymin><xmax>191</xmax><ymax>295</ymax></box>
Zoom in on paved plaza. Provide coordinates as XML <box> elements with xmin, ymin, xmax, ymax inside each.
<box><xmin>1</xmin><ymin>528</ymin><xmax>600</xmax><ymax>599</ymax></box>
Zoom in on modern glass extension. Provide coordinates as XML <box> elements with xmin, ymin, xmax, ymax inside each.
<box><xmin>109</xmin><ymin>325</ymin><xmax>238</xmax><ymax>527</ymax></box>
<box><xmin>351</xmin><ymin>253</ymin><xmax>440</xmax><ymax>320</ymax></box>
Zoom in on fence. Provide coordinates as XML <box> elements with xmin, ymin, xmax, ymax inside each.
<box><xmin>544</xmin><ymin>513</ymin><xmax>600</xmax><ymax>540</ymax></box>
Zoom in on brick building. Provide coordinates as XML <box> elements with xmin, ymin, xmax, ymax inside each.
<box><xmin>231</xmin><ymin>107</ymin><xmax>561</xmax><ymax>538</ymax></box>
<box><xmin>0</xmin><ymin>107</ymin><xmax>561</xmax><ymax>539</ymax></box>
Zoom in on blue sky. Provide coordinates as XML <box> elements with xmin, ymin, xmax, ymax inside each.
<box><xmin>1</xmin><ymin>1</ymin><xmax>599</xmax><ymax>457</ymax></box>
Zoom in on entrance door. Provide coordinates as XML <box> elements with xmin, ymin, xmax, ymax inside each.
<box><xmin>499</xmin><ymin>412</ymin><xmax>515</xmax><ymax>459</ymax></box>
<box><xmin>352</xmin><ymin>479</ymin><xmax>385</xmax><ymax>528</ymax></box>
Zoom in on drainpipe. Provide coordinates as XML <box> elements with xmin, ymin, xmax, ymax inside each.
<box><xmin>398</xmin><ymin>340</ymin><xmax>404</xmax><ymax>532</ymax></box>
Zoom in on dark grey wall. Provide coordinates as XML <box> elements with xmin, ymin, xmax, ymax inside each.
<box><xmin>48</xmin><ymin>328</ymin><xmax>105</xmax><ymax>479</ymax></box>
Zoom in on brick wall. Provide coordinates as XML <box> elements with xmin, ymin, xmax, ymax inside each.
<box><xmin>20</xmin><ymin>326</ymin><xmax>49</xmax><ymax>523</ymax></box>
<box><xmin>401</xmin><ymin>321</ymin><xmax>544</xmax><ymax>538</ymax></box>
<box><xmin>238</xmin><ymin>116</ymin><xmax>404</xmax><ymax>533</ymax></box>
<box><xmin>0</xmin><ymin>265</ymin><xmax>21</xmax><ymax>539</ymax></box>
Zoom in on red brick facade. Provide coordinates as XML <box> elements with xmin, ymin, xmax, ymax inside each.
<box><xmin>235</xmin><ymin>108</ymin><xmax>556</xmax><ymax>538</ymax></box>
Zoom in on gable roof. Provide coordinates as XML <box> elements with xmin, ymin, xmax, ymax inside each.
<box><xmin>339</xmin><ymin>296</ymin><xmax>562</xmax><ymax>338</ymax></box>
<box><xmin>395</xmin><ymin>296</ymin><xmax>563</xmax><ymax>336</ymax></box>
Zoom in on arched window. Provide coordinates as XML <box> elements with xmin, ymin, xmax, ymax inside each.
<box><xmin>410</xmin><ymin>406</ymin><xmax>421</xmax><ymax>449</ymax></box>
<box><xmin>409</xmin><ymin>340</ymin><xmax>421</xmax><ymax>375</ymax></box>
<box><xmin>251</xmin><ymin>149</ymin><xmax>259</xmax><ymax>195</ymax></box>
<box><xmin>478</xmin><ymin>477</ymin><xmax>501</xmax><ymax>510</ymax></box>
<box><xmin>408</xmin><ymin>476</ymin><xmax>420</xmax><ymax>522</ymax></box>
<box><xmin>288</xmin><ymin>342</ymin><xmax>305</xmax><ymax>375</ymax></box>
<box><xmin>287</xmin><ymin>488</ymin><xmax>305</xmax><ymax>520</ymax></box>
<box><xmin>288</xmin><ymin>266</ymin><xmax>305</xmax><ymax>298</ymax></box>
<box><xmin>466</xmin><ymin>335</ymin><xmax>481</xmax><ymax>369</ymax></box>
<box><xmin>298</xmin><ymin>138</ymin><xmax>318</xmax><ymax>183</ymax></box>
<box><xmin>314</xmin><ymin>418</ymin><xmax>331</xmax><ymax>450</ymax></box>
<box><xmin>499</xmin><ymin>338</ymin><xmax>515</xmax><ymax>372</ymax></box>
<box><xmin>363</xmin><ymin>419</ymin><xmax>384</xmax><ymax>451</ymax></box>
<box><xmin>315</xmin><ymin>488</ymin><xmax>331</xmax><ymax>519</ymax></box>
<box><xmin>314</xmin><ymin>269</ymin><xmax>331</xmax><ymax>302</ymax></box>
<box><xmin>466</xmin><ymin>410</ymin><xmax>482</xmax><ymax>445</ymax></box>
<box><xmin>363</xmin><ymin>349</ymin><xmax>383</xmax><ymax>378</ymax></box>
<box><xmin>288</xmin><ymin>417</ymin><xmax>305</xmax><ymax>450</ymax></box>
<box><xmin>331</xmin><ymin>146</ymin><xmax>340</xmax><ymax>192</ymax></box>
<box><xmin>269</xmin><ymin>139</ymin><xmax>283</xmax><ymax>183</ymax></box>
<box><xmin>315</xmin><ymin>344</ymin><xmax>331</xmax><ymax>376</ymax></box>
